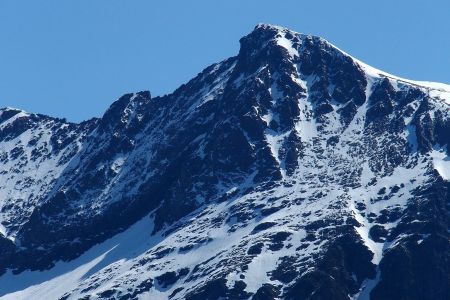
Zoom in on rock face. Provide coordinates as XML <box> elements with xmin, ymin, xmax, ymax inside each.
<box><xmin>0</xmin><ymin>24</ymin><xmax>449</xmax><ymax>300</ymax></box>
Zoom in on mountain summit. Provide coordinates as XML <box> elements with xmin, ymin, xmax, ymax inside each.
<box><xmin>0</xmin><ymin>24</ymin><xmax>449</xmax><ymax>300</ymax></box>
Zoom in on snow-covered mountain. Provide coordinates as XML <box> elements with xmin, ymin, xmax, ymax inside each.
<box><xmin>0</xmin><ymin>24</ymin><xmax>449</xmax><ymax>300</ymax></box>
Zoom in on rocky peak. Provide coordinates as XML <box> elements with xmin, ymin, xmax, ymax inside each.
<box><xmin>0</xmin><ymin>25</ymin><xmax>449</xmax><ymax>300</ymax></box>
<box><xmin>0</xmin><ymin>108</ymin><xmax>25</xmax><ymax>123</ymax></box>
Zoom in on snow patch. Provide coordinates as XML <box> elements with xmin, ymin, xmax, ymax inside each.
<box><xmin>276</xmin><ymin>35</ymin><xmax>299</xmax><ymax>59</ymax></box>
<box><xmin>430</xmin><ymin>148</ymin><xmax>450</xmax><ymax>180</ymax></box>
<box><xmin>0</xmin><ymin>215</ymin><xmax>158</xmax><ymax>300</ymax></box>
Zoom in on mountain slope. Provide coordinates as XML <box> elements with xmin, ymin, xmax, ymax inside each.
<box><xmin>0</xmin><ymin>24</ymin><xmax>449</xmax><ymax>300</ymax></box>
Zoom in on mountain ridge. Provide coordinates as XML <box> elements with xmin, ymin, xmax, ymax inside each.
<box><xmin>3</xmin><ymin>24</ymin><xmax>449</xmax><ymax>123</ymax></box>
<box><xmin>0</xmin><ymin>24</ymin><xmax>449</xmax><ymax>300</ymax></box>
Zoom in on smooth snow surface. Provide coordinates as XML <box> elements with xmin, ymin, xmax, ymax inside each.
<box><xmin>0</xmin><ymin>215</ymin><xmax>158</xmax><ymax>300</ymax></box>
<box><xmin>431</xmin><ymin>148</ymin><xmax>450</xmax><ymax>180</ymax></box>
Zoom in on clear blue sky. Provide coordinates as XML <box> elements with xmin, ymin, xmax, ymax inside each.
<box><xmin>1</xmin><ymin>0</ymin><xmax>449</xmax><ymax>122</ymax></box>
